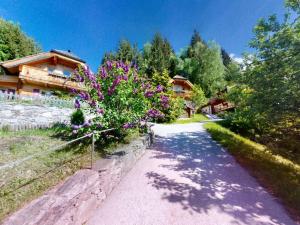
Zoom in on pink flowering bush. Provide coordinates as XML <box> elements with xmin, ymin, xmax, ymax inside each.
<box><xmin>70</xmin><ymin>61</ymin><xmax>170</xmax><ymax>137</ymax></box>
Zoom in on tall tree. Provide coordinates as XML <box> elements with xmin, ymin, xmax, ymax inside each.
<box><xmin>143</xmin><ymin>33</ymin><xmax>174</xmax><ymax>77</ymax></box>
<box><xmin>190</xmin><ymin>30</ymin><xmax>204</xmax><ymax>48</ymax></box>
<box><xmin>0</xmin><ymin>18</ymin><xmax>41</xmax><ymax>61</ymax></box>
<box><xmin>100</xmin><ymin>39</ymin><xmax>142</xmax><ymax>69</ymax></box>
<box><xmin>178</xmin><ymin>41</ymin><xmax>226</xmax><ymax>97</ymax></box>
<box><xmin>221</xmin><ymin>48</ymin><xmax>232</xmax><ymax>67</ymax></box>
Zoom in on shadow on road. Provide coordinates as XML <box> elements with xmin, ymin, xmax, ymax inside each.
<box><xmin>146</xmin><ymin>130</ymin><xmax>295</xmax><ymax>225</ymax></box>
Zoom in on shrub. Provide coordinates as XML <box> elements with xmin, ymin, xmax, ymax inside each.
<box><xmin>70</xmin><ymin>109</ymin><xmax>85</xmax><ymax>125</ymax></box>
<box><xmin>70</xmin><ymin>61</ymin><xmax>170</xmax><ymax>138</ymax></box>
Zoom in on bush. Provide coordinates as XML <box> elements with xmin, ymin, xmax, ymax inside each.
<box><xmin>70</xmin><ymin>109</ymin><xmax>85</xmax><ymax>125</ymax></box>
<box><xmin>70</xmin><ymin>61</ymin><xmax>170</xmax><ymax>138</ymax></box>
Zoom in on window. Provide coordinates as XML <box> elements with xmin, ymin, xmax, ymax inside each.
<box><xmin>173</xmin><ymin>85</ymin><xmax>183</xmax><ymax>92</ymax></box>
<box><xmin>7</xmin><ymin>89</ymin><xmax>15</xmax><ymax>94</ymax></box>
<box><xmin>48</xmin><ymin>67</ymin><xmax>55</xmax><ymax>74</ymax></box>
<box><xmin>33</xmin><ymin>89</ymin><xmax>40</xmax><ymax>94</ymax></box>
<box><xmin>63</xmin><ymin>69</ymin><xmax>71</xmax><ymax>77</ymax></box>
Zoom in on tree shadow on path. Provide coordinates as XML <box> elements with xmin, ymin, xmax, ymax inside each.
<box><xmin>146</xmin><ymin>130</ymin><xmax>296</xmax><ymax>225</ymax></box>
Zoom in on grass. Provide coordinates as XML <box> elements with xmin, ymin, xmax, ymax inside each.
<box><xmin>173</xmin><ymin>113</ymin><xmax>208</xmax><ymax>124</ymax></box>
<box><xmin>0</xmin><ymin>128</ymin><xmax>92</xmax><ymax>221</ymax></box>
<box><xmin>204</xmin><ymin>122</ymin><xmax>300</xmax><ymax>219</ymax></box>
<box><xmin>0</xmin><ymin>127</ymin><xmax>141</xmax><ymax>221</ymax></box>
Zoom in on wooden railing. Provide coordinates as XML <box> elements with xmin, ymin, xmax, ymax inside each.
<box><xmin>19</xmin><ymin>65</ymin><xmax>84</xmax><ymax>90</ymax></box>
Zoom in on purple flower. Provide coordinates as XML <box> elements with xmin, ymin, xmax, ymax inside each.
<box><xmin>71</xmin><ymin>124</ymin><xmax>80</xmax><ymax>130</ymax></box>
<box><xmin>97</xmin><ymin>91</ymin><xmax>104</xmax><ymax>100</ymax></box>
<box><xmin>97</xmin><ymin>108</ymin><xmax>104</xmax><ymax>114</ymax></box>
<box><xmin>122</xmin><ymin>75</ymin><xmax>128</xmax><ymax>81</ymax></box>
<box><xmin>123</xmin><ymin>123</ymin><xmax>134</xmax><ymax>129</ymax></box>
<box><xmin>106</xmin><ymin>61</ymin><xmax>113</xmax><ymax>70</ymax></box>
<box><xmin>144</xmin><ymin>91</ymin><xmax>154</xmax><ymax>98</ymax></box>
<box><xmin>147</xmin><ymin>109</ymin><xmax>164</xmax><ymax>118</ymax></box>
<box><xmin>89</xmin><ymin>100</ymin><xmax>96</xmax><ymax>107</ymax></box>
<box><xmin>133</xmin><ymin>88</ymin><xmax>138</xmax><ymax>94</ymax></box>
<box><xmin>79</xmin><ymin>92</ymin><xmax>90</xmax><ymax>101</ymax></box>
<box><xmin>100</xmin><ymin>66</ymin><xmax>107</xmax><ymax>79</ymax></box>
<box><xmin>72</xmin><ymin>130</ymin><xmax>78</xmax><ymax>135</ymax></box>
<box><xmin>83</xmin><ymin>121</ymin><xmax>90</xmax><ymax>127</ymax></box>
<box><xmin>156</xmin><ymin>85</ymin><xmax>164</xmax><ymax>93</ymax></box>
<box><xmin>74</xmin><ymin>99</ymin><xmax>81</xmax><ymax>109</ymax></box>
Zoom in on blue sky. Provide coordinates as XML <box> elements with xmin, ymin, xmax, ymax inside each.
<box><xmin>0</xmin><ymin>0</ymin><xmax>285</xmax><ymax>70</ymax></box>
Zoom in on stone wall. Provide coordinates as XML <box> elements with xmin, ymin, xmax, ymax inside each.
<box><xmin>0</xmin><ymin>103</ymin><xmax>74</xmax><ymax>131</ymax></box>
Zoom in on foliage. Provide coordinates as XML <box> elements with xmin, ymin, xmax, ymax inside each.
<box><xmin>101</xmin><ymin>39</ymin><xmax>141</xmax><ymax>66</ymax></box>
<box><xmin>0</xmin><ymin>18</ymin><xmax>41</xmax><ymax>61</ymax></box>
<box><xmin>221</xmin><ymin>48</ymin><xmax>232</xmax><ymax>67</ymax></box>
<box><xmin>142</xmin><ymin>33</ymin><xmax>175</xmax><ymax>77</ymax></box>
<box><xmin>224</xmin><ymin>61</ymin><xmax>242</xmax><ymax>83</ymax></box>
<box><xmin>70</xmin><ymin>109</ymin><xmax>85</xmax><ymax>125</ymax></box>
<box><xmin>71</xmin><ymin>61</ymin><xmax>170</xmax><ymax>138</ymax></box>
<box><xmin>204</xmin><ymin>122</ymin><xmax>300</xmax><ymax>216</ymax></box>
<box><xmin>226</xmin><ymin>1</ymin><xmax>300</xmax><ymax>138</ymax></box>
<box><xmin>178</xmin><ymin>41</ymin><xmax>226</xmax><ymax>98</ymax></box>
<box><xmin>190</xmin><ymin>84</ymin><xmax>207</xmax><ymax>109</ymax></box>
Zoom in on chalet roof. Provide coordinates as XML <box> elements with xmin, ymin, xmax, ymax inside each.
<box><xmin>50</xmin><ymin>49</ymin><xmax>85</xmax><ymax>63</ymax></box>
<box><xmin>0</xmin><ymin>50</ymin><xmax>85</xmax><ymax>69</ymax></box>
<box><xmin>170</xmin><ymin>75</ymin><xmax>194</xmax><ymax>88</ymax></box>
<box><xmin>173</xmin><ymin>75</ymin><xmax>187</xmax><ymax>80</ymax></box>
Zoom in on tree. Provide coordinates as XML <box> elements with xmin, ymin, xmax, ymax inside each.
<box><xmin>100</xmin><ymin>39</ymin><xmax>141</xmax><ymax>68</ymax></box>
<box><xmin>0</xmin><ymin>18</ymin><xmax>41</xmax><ymax>61</ymax></box>
<box><xmin>179</xmin><ymin>41</ymin><xmax>226</xmax><ymax>98</ymax></box>
<box><xmin>143</xmin><ymin>33</ymin><xmax>174</xmax><ymax>77</ymax></box>
<box><xmin>115</xmin><ymin>39</ymin><xmax>140</xmax><ymax>64</ymax></box>
<box><xmin>224</xmin><ymin>61</ymin><xmax>242</xmax><ymax>83</ymax></box>
<box><xmin>226</xmin><ymin>0</ymin><xmax>300</xmax><ymax>135</ymax></box>
<box><xmin>191</xmin><ymin>84</ymin><xmax>207</xmax><ymax>109</ymax></box>
<box><xmin>190</xmin><ymin>30</ymin><xmax>205</xmax><ymax>48</ymax></box>
<box><xmin>221</xmin><ymin>48</ymin><xmax>232</xmax><ymax>67</ymax></box>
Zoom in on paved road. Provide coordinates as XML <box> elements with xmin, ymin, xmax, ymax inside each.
<box><xmin>88</xmin><ymin>123</ymin><xmax>297</xmax><ymax>225</ymax></box>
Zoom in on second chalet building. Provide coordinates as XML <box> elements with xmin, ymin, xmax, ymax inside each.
<box><xmin>170</xmin><ymin>75</ymin><xmax>195</xmax><ymax>118</ymax></box>
<box><xmin>0</xmin><ymin>50</ymin><xmax>85</xmax><ymax>96</ymax></box>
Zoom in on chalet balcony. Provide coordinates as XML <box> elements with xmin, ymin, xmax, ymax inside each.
<box><xmin>19</xmin><ymin>65</ymin><xmax>84</xmax><ymax>91</ymax></box>
<box><xmin>173</xmin><ymin>90</ymin><xmax>192</xmax><ymax>99</ymax></box>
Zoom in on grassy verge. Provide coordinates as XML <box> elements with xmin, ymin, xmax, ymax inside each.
<box><xmin>0</xmin><ymin>128</ymin><xmax>91</xmax><ymax>221</ymax></box>
<box><xmin>0</xmin><ymin>127</ymin><xmax>141</xmax><ymax>221</ymax></box>
<box><xmin>173</xmin><ymin>113</ymin><xmax>208</xmax><ymax>124</ymax></box>
<box><xmin>204</xmin><ymin>122</ymin><xmax>300</xmax><ymax>218</ymax></box>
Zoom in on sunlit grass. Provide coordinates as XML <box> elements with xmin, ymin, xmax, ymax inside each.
<box><xmin>173</xmin><ymin>113</ymin><xmax>208</xmax><ymax>124</ymax></box>
<box><xmin>0</xmin><ymin>128</ymin><xmax>91</xmax><ymax>220</ymax></box>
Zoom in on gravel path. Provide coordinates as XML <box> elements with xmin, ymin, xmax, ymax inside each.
<box><xmin>88</xmin><ymin>123</ymin><xmax>297</xmax><ymax>225</ymax></box>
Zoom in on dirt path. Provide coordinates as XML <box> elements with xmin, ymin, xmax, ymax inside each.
<box><xmin>87</xmin><ymin>123</ymin><xmax>297</xmax><ymax>225</ymax></box>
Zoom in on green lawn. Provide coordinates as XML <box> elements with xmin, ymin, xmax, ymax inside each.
<box><xmin>0</xmin><ymin>128</ymin><xmax>91</xmax><ymax>220</ymax></box>
<box><xmin>173</xmin><ymin>113</ymin><xmax>208</xmax><ymax>124</ymax></box>
<box><xmin>204</xmin><ymin>122</ymin><xmax>300</xmax><ymax>218</ymax></box>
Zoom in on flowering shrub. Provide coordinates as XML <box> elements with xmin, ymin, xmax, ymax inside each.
<box><xmin>70</xmin><ymin>61</ymin><xmax>170</xmax><ymax>137</ymax></box>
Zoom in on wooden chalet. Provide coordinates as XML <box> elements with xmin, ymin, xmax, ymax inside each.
<box><xmin>0</xmin><ymin>50</ymin><xmax>85</xmax><ymax>96</ymax></box>
<box><xmin>170</xmin><ymin>75</ymin><xmax>195</xmax><ymax>118</ymax></box>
